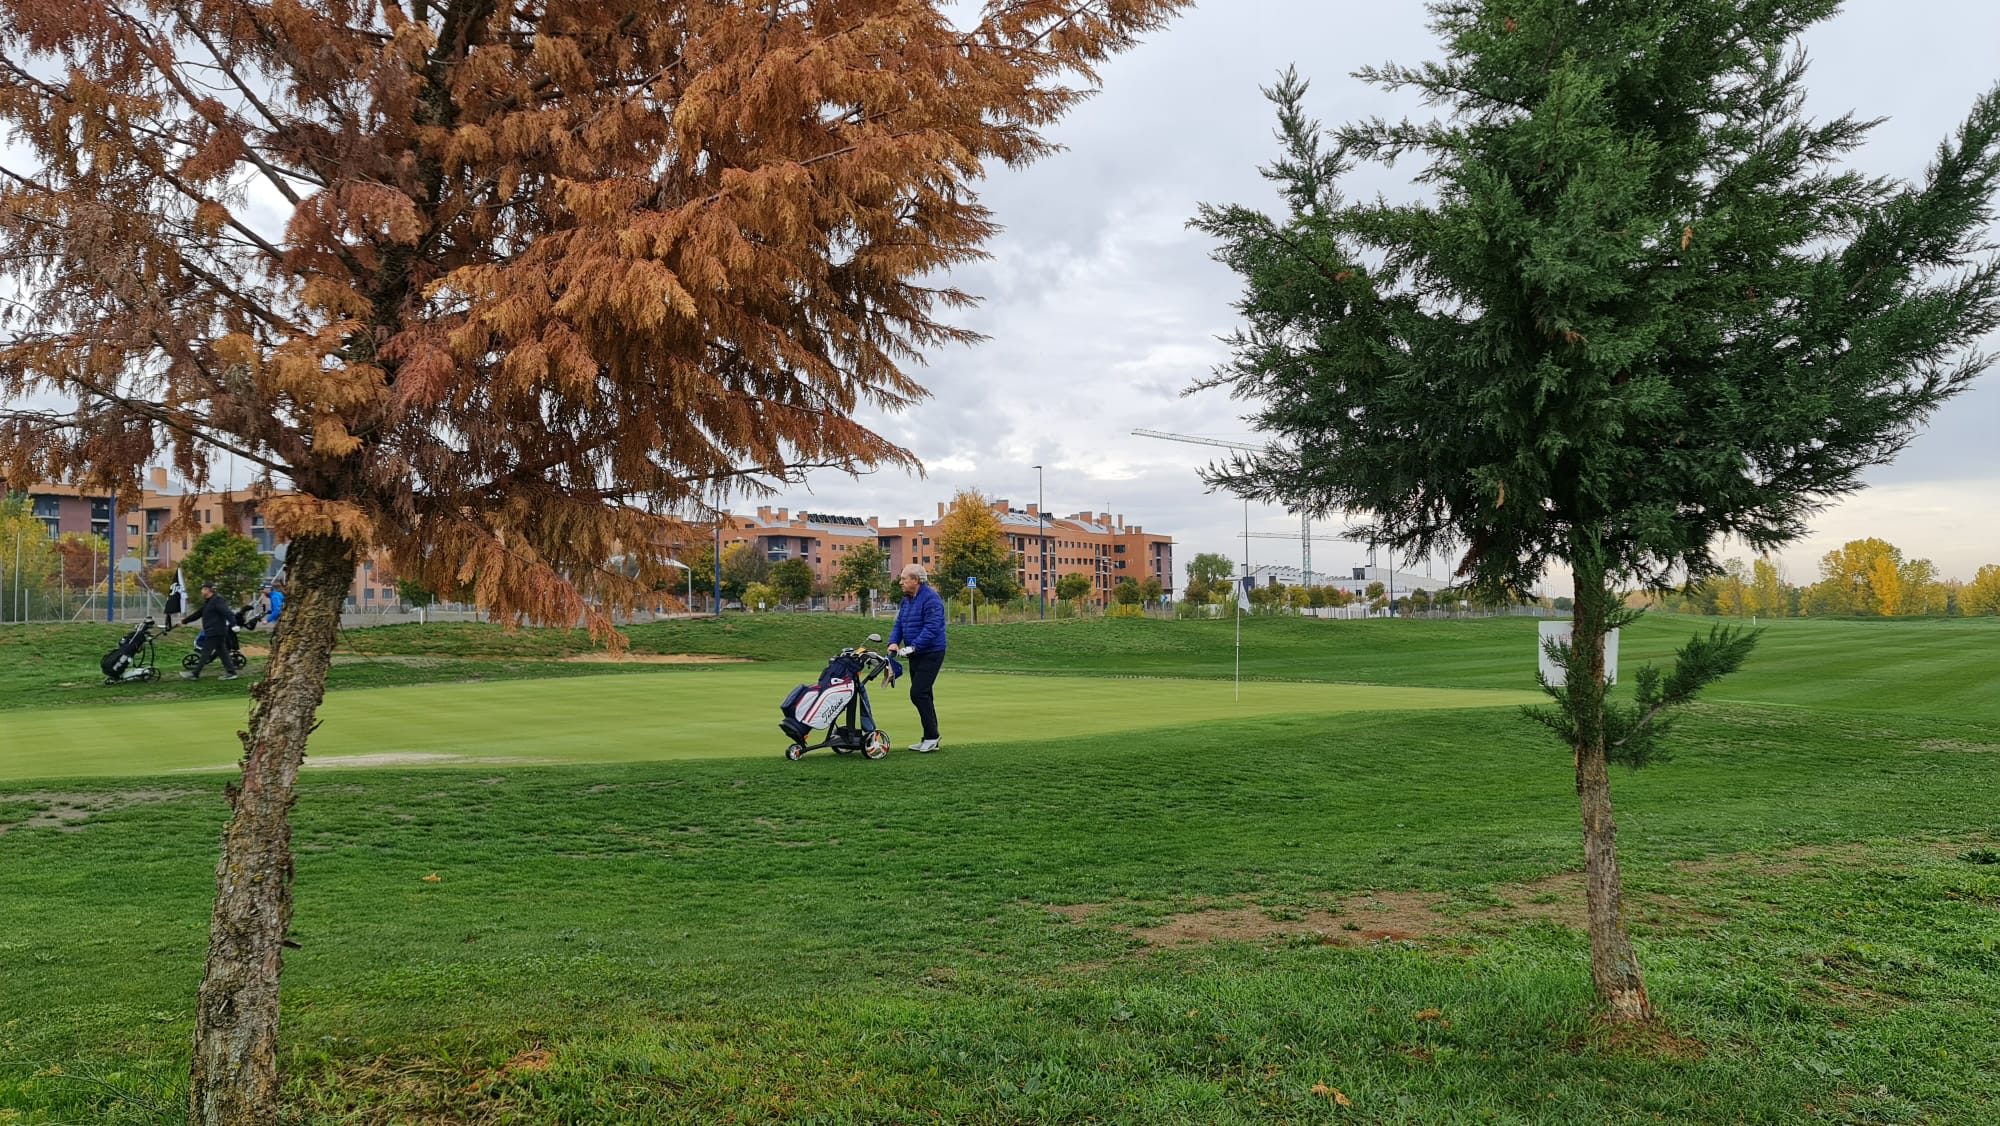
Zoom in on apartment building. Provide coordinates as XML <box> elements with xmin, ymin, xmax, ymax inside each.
<box><xmin>13</xmin><ymin>471</ymin><xmax>1175</xmax><ymax>612</ymax></box>
<box><xmin>7</xmin><ymin>470</ymin><xmax>398</xmax><ymax>610</ymax></box>
<box><xmin>719</xmin><ymin>499</ymin><xmax>1174</xmax><ymax>607</ymax></box>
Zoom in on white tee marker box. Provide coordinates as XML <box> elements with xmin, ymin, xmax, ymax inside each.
<box><xmin>1538</xmin><ymin>620</ymin><xmax>1619</xmax><ymax>686</ymax></box>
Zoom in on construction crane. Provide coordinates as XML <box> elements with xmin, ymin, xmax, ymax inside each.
<box><xmin>1129</xmin><ymin>429</ymin><xmax>1320</xmax><ymax>586</ymax></box>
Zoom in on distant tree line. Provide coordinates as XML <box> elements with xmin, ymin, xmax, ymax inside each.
<box><xmin>1636</xmin><ymin>539</ymin><xmax>2000</xmax><ymax>618</ymax></box>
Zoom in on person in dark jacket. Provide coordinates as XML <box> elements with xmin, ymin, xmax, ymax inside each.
<box><xmin>886</xmin><ymin>564</ymin><xmax>947</xmax><ymax>752</ymax></box>
<box><xmin>179</xmin><ymin>583</ymin><xmax>239</xmax><ymax>680</ymax></box>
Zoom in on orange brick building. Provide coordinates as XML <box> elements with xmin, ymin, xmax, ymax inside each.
<box><xmin>9</xmin><ymin>469</ymin><xmax>400</xmax><ymax>610</ymax></box>
<box><xmin>12</xmin><ymin>471</ymin><xmax>1172</xmax><ymax>612</ymax></box>
<box><xmin>722</xmin><ymin>498</ymin><xmax>1173</xmax><ymax>607</ymax></box>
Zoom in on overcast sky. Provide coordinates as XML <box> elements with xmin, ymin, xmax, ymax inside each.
<box><xmin>773</xmin><ymin>0</ymin><xmax>2000</xmax><ymax>590</ymax></box>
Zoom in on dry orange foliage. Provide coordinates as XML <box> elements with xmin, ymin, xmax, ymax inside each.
<box><xmin>0</xmin><ymin>0</ymin><xmax>1189</xmax><ymax>632</ymax></box>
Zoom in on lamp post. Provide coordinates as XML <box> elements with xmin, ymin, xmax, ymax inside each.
<box><xmin>1033</xmin><ymin>464</ymin><xmax>1046</xmax><ymax>620</ymax></box>
<box><xmin>664</xmin><ymin>558</ymin><xmax>692</xmax><ymax>615</ymax></box>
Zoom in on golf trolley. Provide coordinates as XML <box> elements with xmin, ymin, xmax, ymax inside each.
<box><xmin>182</xmin><ymin>604</ymin><xmax>258</xmax><ymax>676</ymax></box>
<box><xmin>779</xmin><ymin>634</ymin><xmax>902</xmax><ymax>761</ymax></box>
<box><xmin>100</xmin><ymin>618</ymin><xmax>174</xmax><ymax>685</ymax></box>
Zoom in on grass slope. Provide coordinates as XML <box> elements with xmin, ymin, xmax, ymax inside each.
<box><xmin>9</xmin><ymin>613</ymin><xmax>2000</xmax><ymax>722</ymax></box>
<box><xmin>2</xmin><ymin>704</ymin><xmax>1997</xmax><ymax>1123</ymax></box>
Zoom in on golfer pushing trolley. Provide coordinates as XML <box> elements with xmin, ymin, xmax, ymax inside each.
<box><xmin>885</xmin><ymin>563</ymin><xmax>946</xmax><ymax>753</ymax></box>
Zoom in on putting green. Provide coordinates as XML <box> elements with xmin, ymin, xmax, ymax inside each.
<box><xmin>0</xmin><ymin>664</ymin><xmax>1538</xmax><ymax>781</ymax></box>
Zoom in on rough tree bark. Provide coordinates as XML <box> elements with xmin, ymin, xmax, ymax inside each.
<box><xmin>1568</xmin><ymin>533</ymin><xmax>1655</xmax><ymax>1024</ymax></box>
<box><xmin>189</xmin><ymin>533</ymin><xmax>357</xmax><ymax>1125</ymax></box>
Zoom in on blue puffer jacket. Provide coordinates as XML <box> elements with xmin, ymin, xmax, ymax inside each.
<box><xmin>889</xmin><ymin>582</ymin><xmax>947</xmax><ymax>654</ymax></box>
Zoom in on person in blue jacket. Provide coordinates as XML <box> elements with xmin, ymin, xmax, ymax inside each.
<box><xmin>885</xmin><ymin>563</ymin><xmax>947</xmax><ymax>752</ymax></box>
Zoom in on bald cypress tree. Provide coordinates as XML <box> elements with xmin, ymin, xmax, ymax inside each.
<box><xmin>0</xmin><ymin>1</ymin><xmax>1188</xmax><ymax>1119</ymax></box>
<box><xmin>1196</xmin><ymin>0</ymin><xmax>2000</xmax><ymax>1023</ymax></box>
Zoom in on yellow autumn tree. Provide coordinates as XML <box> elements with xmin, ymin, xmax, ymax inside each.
<box><xmin>1747</xmin><ymin>557</ymin><xmax>1790</xmax><ymax>618</ymax></box>
<box><xmin>931</xmin><ymin>489</ymin><xmax>1020</xmax><ymax>602</ymax></box>
<box><xmin>1963</xmin><ymin>564</ymin><xmax>2000</xmax><ymax>615</ymax></box>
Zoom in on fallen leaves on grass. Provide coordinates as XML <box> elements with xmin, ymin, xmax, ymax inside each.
<box><xmin>421</xmin><ymin>873</ymin><xmax>441</xmax><ymax>883</ymax></box>
<box><xmin>1309</xmin><ymin>1081</ymin><xmax>1353</xmax><ymax>1107</ymax></box>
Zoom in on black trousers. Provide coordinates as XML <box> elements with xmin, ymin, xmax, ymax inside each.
<box><xmin>906</xmin><ymin>650</ymin><xmax>944</xmax><ymax>741</ymax></box>
<box><xmin>191</xmin><ymin>635</ymin><xmax>226</xmax><ymax>676</ymax></box>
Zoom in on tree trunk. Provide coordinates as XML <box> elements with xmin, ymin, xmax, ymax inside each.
<box><xmin>189</xmin><ymin>533</ymin><xmax>356</xmax><ymax>1125</ymax></box>
<box><xmin>1568</xmin><ymin>538</ymin><xmax>1655</xmax><ymax>1024</ymax></box>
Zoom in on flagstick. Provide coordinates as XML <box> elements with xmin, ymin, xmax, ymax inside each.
<box><xmin>1236</xmin><ymin>499</ymin><xmax>1245</xmax><ymax>702</ymax></box>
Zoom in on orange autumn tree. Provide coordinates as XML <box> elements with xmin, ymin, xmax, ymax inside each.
<box><xmin>0</xmin><ymin>1</ymin><xmax>1187</xmax><ymax>1122</ymax></box>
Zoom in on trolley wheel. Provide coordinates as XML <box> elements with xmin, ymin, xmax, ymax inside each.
<box><xmin>181</xmin><ymin>652</ymin><xmax>201</xmax><ymax>671</ymax></box>
<box><xmin>226</xmin><ymin>652</ymin><xmax>248</xmax><ymax>674</ymax></box>
<box><xmin>784</xmin><ymin>743</ymin><xmax>807</xmax><ymax>762</ymax></box>
<box><xmin>863</xmin><ymin>732</ymin><xmax>890</xmax><ymax>760</ymax></box>
<box><xmin>144</xmin><ymin>668</ymin><xmax>162</xmax><ymax>682</ymax></box>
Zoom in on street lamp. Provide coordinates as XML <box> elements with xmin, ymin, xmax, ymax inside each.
<box><xmin>663</xmin><ymin>558</ymin><xmax>692</xmax><ymax>615</ymax></box>
<box><xmin>1033</xmin><ymin>464</ymin><xmax>1046</xmax><ymax>620</ymax></box>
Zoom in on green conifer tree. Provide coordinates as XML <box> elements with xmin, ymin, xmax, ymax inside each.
<box><xmin>1196</xmin><ymin>1</ymin><xmax>2000</xmax><ymax>1023</ymax></box>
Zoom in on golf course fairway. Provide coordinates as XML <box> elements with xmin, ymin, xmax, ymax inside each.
<box><xmin>0</xmin><ymin>665</ymin><xmax>1538</xmax><ymax>780</ymax></box>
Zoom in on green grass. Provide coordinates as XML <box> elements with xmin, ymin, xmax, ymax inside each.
<box><xmin>2</xmin><ymin>704</ymin><xmax>1997</xmax><ymax>1123</ymax></box>
<box><xmin>2</xmin><ymin>613</ymin><xmax>1998</xmax><ymax>1123</ymax></box>
<box><xmin>12</xmin><ymin>612</ymin><xmax>2000</xmax><ymax>721</ymax></box>
<box><xmin>0</xmin><ymin>668</ymin><xmax>1535</xmax><ymax>780</ymax></box>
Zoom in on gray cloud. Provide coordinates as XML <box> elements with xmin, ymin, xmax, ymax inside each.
<box><xmin>783</xmin><ymin>0</ymin><xmax>2000</xmax><ymax>585</ymax></box>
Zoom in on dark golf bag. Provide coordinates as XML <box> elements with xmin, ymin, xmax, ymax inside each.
<box><xmin>101</xmin><ymin>622</ymin><xmax>151</xmax><ymax>679</ymax></box>
<box><xmin>100</xmin><ymin>618</ymin><xmax>166</xmax><ymax>683</ymax></box>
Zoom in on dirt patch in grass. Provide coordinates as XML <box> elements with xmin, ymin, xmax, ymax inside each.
<box><xmin>1482</xmin><ymin>872</ymin><xmax>1590</xmax><ymax>930</ymax></box>
<box><xmin>1571</xmin><ymin>1019</ymin><xmax>1708</xmax><ymax>1061</ymax></box>
<box><xmin>1669</xmin><ymin>842</ymin><xmax>1876</xmax><ymax>877</ymax></box>
<box><xmin>1124</xmin><ymin>890</ymin><xmax>1466</xmax><ymax>949</ymax></box>
<box><xmin>562</xmin><ymin>653</ymin><xmax>753</xmax><ymax>664</ymax></box>
<box><xmin>1917</xmin><ymin>739</ymin><xmax>2000</xmax><ymax>753</ymax></box>
<box><xmin>1079</xmin><ymin>871</ymin><xmax>1716</xmax><ymax>950</ymax></box>
<box><xmin>0</xmin><ymin>789</ymin><xmax>200</xmax><ymax>834</ymax></box>
<box><xmin>1807</xmin><ymin>979</ymin><xmax>1904</xmax><ymax>1010</ymax></box>
<box><xmin>308</xmin><ymin>753</ymin><xmax>554</xmax><ymax>770</ymax></box>
<box><xmin>489</xmin><ymin>1048</ymin><xmax>553</xmax><ymax>1081</ymax></box>
<box><xmin>168</xmin><ymin>752</ymin><xmax>557</xmax><ymax>772</ymax></box>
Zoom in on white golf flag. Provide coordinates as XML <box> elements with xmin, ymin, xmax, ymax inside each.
<box><xmin>1237</xmin><ymin>576</ymin><xmax>1253</xmax><ymax>611</ymax></box>
<box><xmin>165</xmin><ymin>568</ymin><xmax>187</xmax><ymax>617</ymax></box>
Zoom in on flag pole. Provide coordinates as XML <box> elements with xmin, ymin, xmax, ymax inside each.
<box><xmin>1236</xmin><ymin>499</ymin><xmax>1245</xmax><ymax>702</ymax></box>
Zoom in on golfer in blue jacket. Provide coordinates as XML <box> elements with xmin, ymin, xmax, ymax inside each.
<box><xmin>886</xmin><ymin>563</ymin><xmax>947</xmax><ymax>752</ymax></box>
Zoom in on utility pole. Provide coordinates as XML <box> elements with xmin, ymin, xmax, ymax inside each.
<box><xmin>106</xmin><ymin>492</ymin><xmax>117</xmax><ymax>622</ymax></box>
<box><xmin>1033</xmin><ymin>464</ymin><xmax>1046</xmax><ymax>620</ymax></box>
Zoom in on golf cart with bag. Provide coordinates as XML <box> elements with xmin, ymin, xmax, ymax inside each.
<box><xmin>182</xmin><ymin>603</ymin><xmax>259</xmax><ymax>676</ymax></box>
<box><xmin>100</xmin><ymin>618</ymin><xmax>174</xmax><ymax>684</ymax></box>
<box><xmin>779</xmin><ymin>634</ymin><xmax>902</xmax><ymax>761</ymax></box>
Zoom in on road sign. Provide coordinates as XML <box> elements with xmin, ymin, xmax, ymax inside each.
<box><xmin>966</xmin><ymin>576</ymin><xmax>977</xmax><ymax>589</ymax></box>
